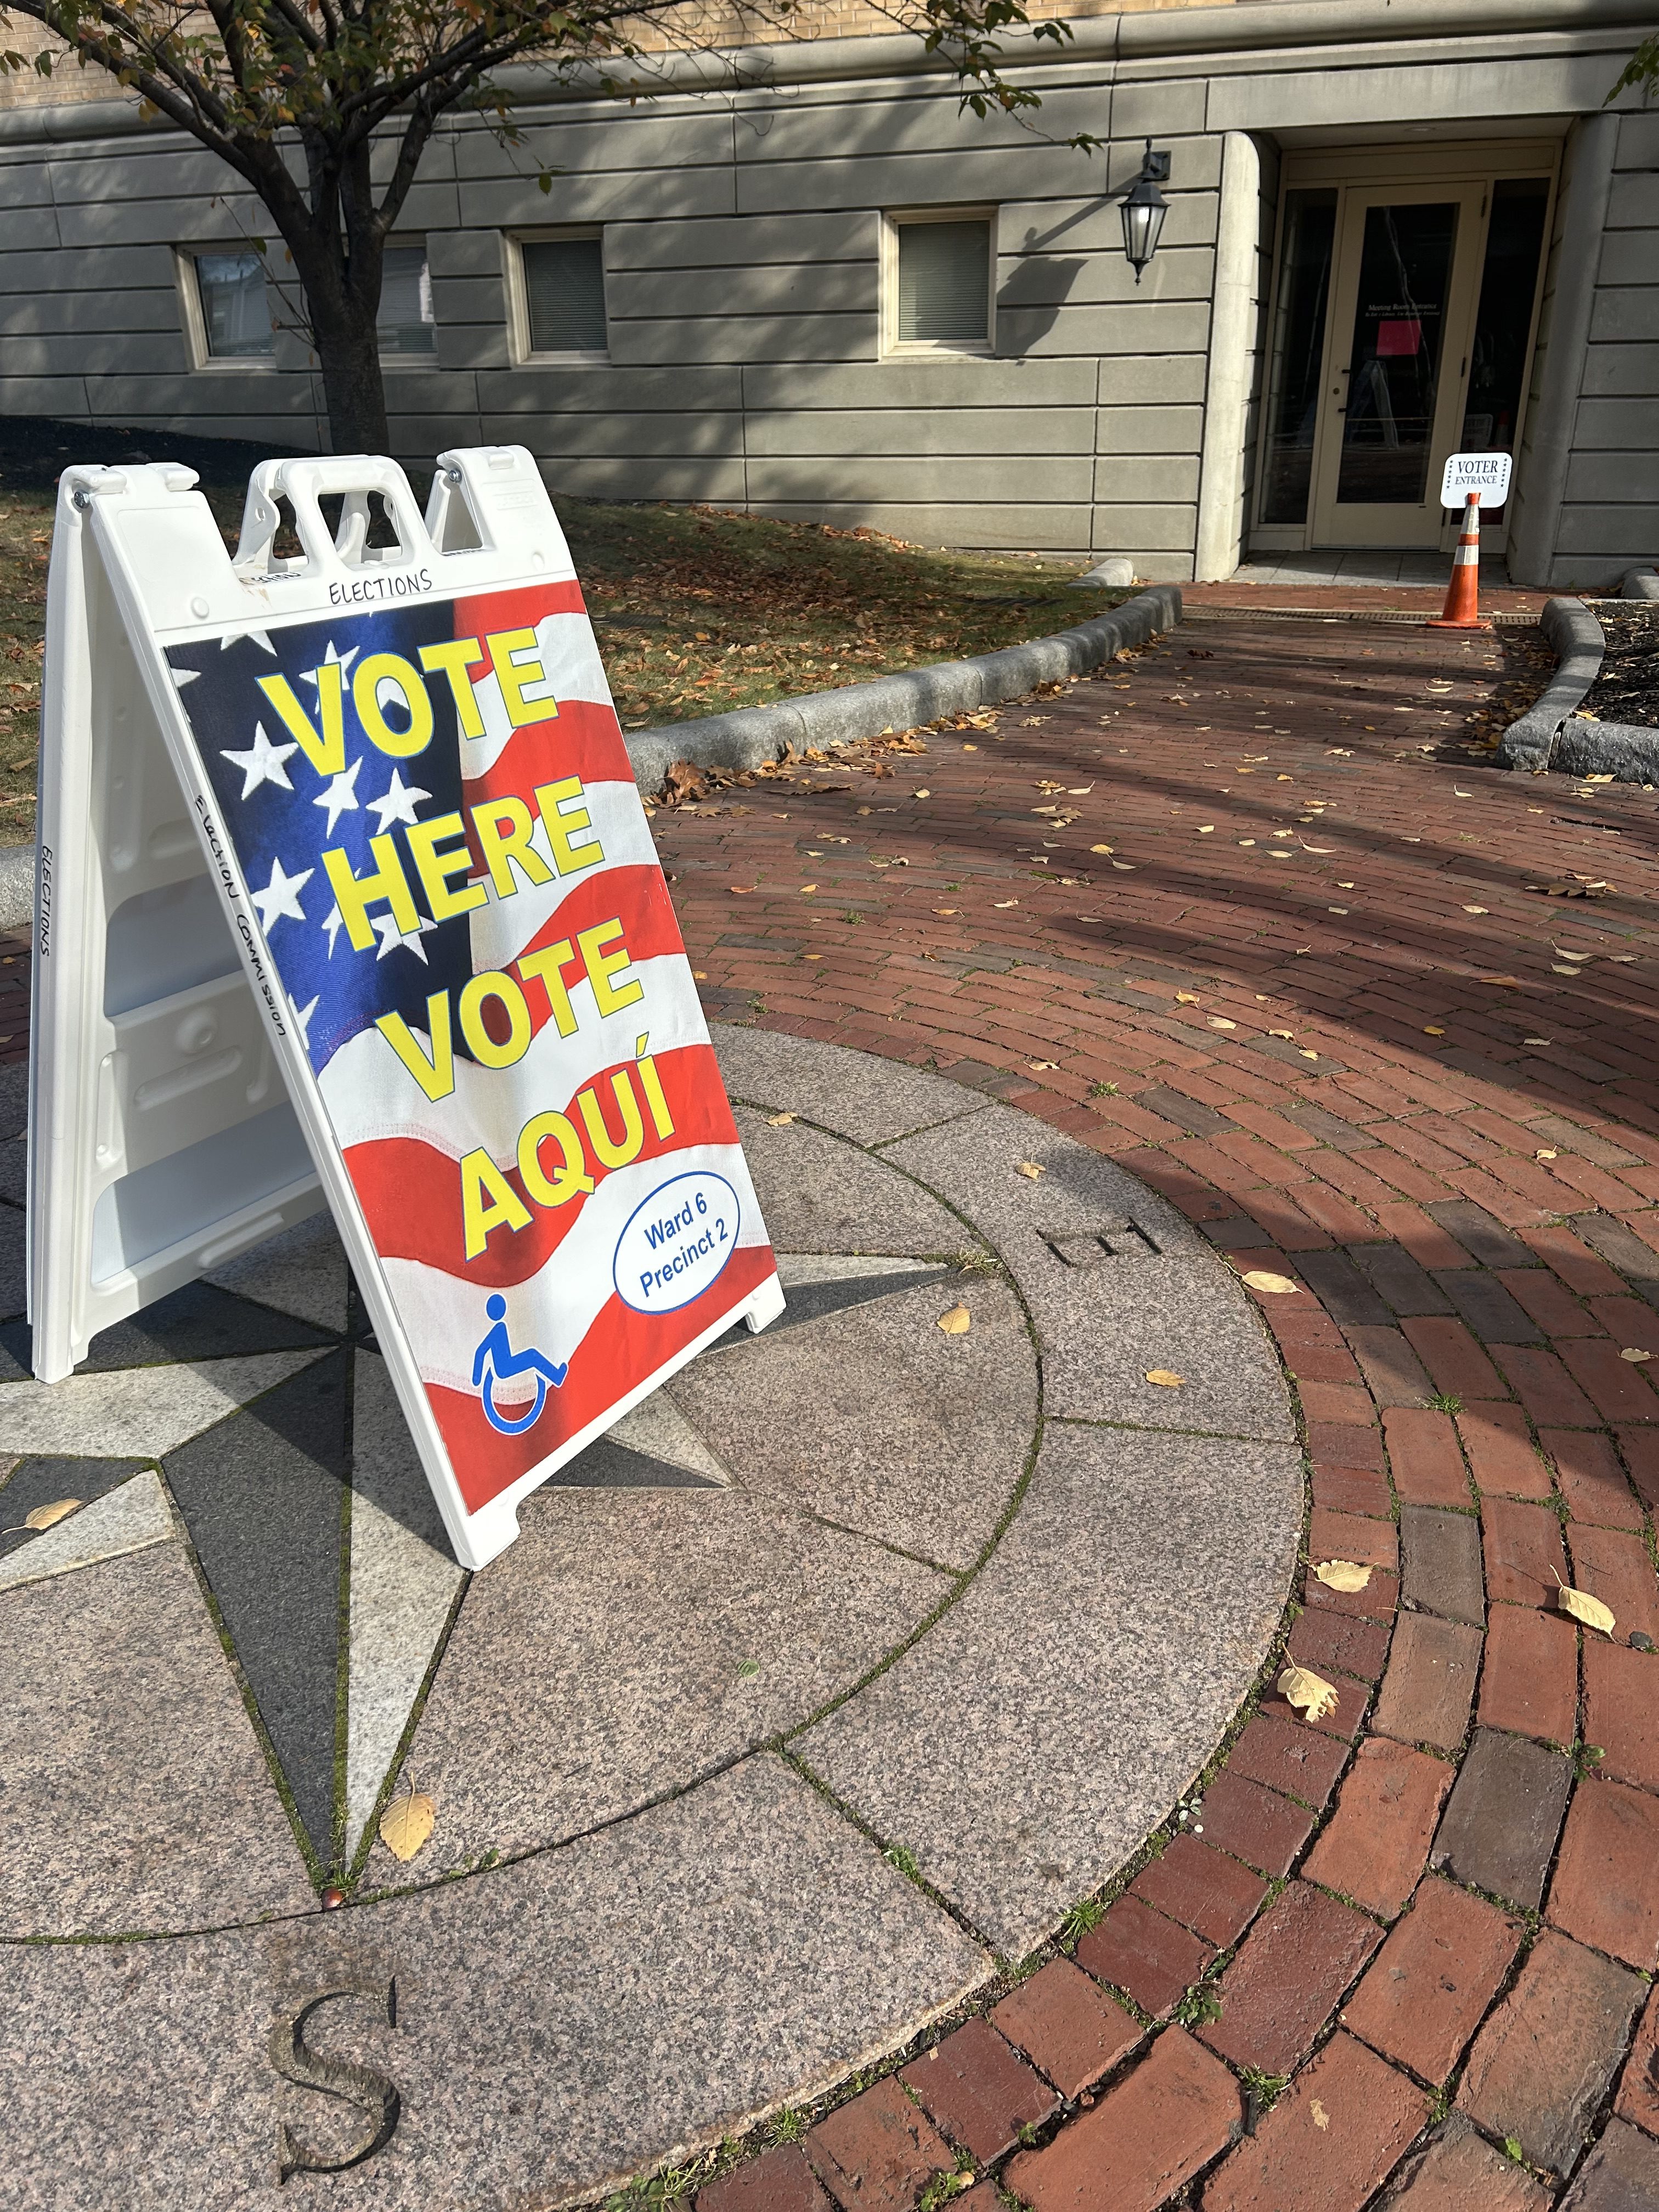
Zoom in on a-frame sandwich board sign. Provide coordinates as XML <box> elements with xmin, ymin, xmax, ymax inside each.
<box><xmin>31</xmin><ymin>445</ymin><xmax>783</xmax><ymax>1571</ymax></box>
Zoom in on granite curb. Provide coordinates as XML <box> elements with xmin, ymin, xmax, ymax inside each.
<box><xmin>1498</xmin><ymin>591</ymin><xmax>1659</xmax><ymax>785</ymax></box>
<box><xmin>1497</xmin><ymin>597</ymin><xmax>1605</xmax><ymax>773</ymax></box>
<box><xmin>623</xmin><ymin>585</ymin><xmax>1184</xmax><ymax>795</ymax></box>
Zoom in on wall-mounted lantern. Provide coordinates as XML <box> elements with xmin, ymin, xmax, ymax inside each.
<box><xmin>1121</xmin><ymin>142</ymin><xmax>1172</xmax><ymax>283</ymax></box>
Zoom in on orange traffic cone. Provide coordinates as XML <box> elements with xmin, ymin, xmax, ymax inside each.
<box><xmin>1428</xmin><ymin>493</ymin><xmax>1489</xmax><ymax>630</ymax></box>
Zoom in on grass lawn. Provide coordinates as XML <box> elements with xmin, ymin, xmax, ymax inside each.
<box><xmin>0</xmin><ymin>415</ymin><xmax>1115</xmax><ymax>843</ymax></box>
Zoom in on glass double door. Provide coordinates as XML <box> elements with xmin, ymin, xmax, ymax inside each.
<box><xmin>1260</xmin><ymin>171</ymin><xmax>1551</xmax><ymax>551</ymax></box>
<box><xmin>1312</xmin><ymin>187</ymin><xmax>1481</xmax><ymax>545</ymax></box>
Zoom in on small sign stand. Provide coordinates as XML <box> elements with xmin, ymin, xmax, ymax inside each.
<box><xmin>1429</xmin><ymin>450</ymin><xmax>1513</xmax><ymax>633</ymax></box>
<box><xmin>31</xmin><ymin>446</ymin><xmax>782</xmax><ymax>1570</ymax></box>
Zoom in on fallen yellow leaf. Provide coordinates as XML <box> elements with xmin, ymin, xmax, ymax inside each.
<box><xmin>1015</xmin><ymin>1160</ymin><xmax>1045</xmax><ymax>1180</ymax></box>
<box><xmin>1268</xmin><ymin>1029</ymin><xmax>1295</xmax><ymax>1040</ymax></box>
<box><xmin>766</xmin><ymin>1112</ymin><xmax>797</xmax><ymax>1127</ymax></box>
<box><xmin>1314</xmin><ymin>1560</ymin><xmax>1372</xmax><ymax>1592</ymax></box>
<box><xmin>1536</xmin><ymin>1149</ymin><xmax>1558</xmax><ymax>1162</ymax></box>
<box><xmin>1176</xmin><ymin>990</ymin><xmax>1201</xmax><ymax>1005</ymax></box>
<box><xmin>1243</xmin><ymin>1271</ymin><xmax>1301</xmax><ymax>1295</ymax></box>
<box><xmin>1311</xmin><ymin>2098</ymin><xmax>1330</xmax><ymax>2134</ymax></box>
<box><xmin>1463</xmin><ymin>905</ymin><xmax>1487</xmax><ymax>914</ymax></box>
<box><xmin>691</xmin><ymin>970</ymin><xmax>708</xmax><ymax>981</ymax></box>
<box><xmin>21</xmin><ymin>1499</ymin><xmax>81</xmax><ymax>1532</ymax></box>
<box><xmin>1090</xmin><ymin>844</ymin><xmax>1113</xmax><ymax>855</ymax></box>
<box><xmin>937</xmin><ymin>1303</ymin><xmax>972</xmax><ymax>1336</ymax></box>
<box><xmin>1209</xmin><ymin>1017</ymin><xmax>1237</xmax><ymax>1031</ymax></box>
<box><xmin>1146</xmin><ymin>1369</ymin><xmax>1185</xmax><ymax>1388</ymax></box>
<box><xmin>1620</xmin><ymin>1347</ymin><xmax>1652</xmax><ymax>1363</ymax></box>
<box><xmin>379</xmin><ymin>1777</ymin><xmax>436</xmax><ymax>1863</ymax></box>
<box><xmin>1277</xmin><ymin>1663</ymin><xmax>1339</xmax><ymax>1721</ymax></box>
<box><xmin>913</xmin><ymin>788</ymin><xmax>931</xmax><ymax>798</ymax></box>
<box><xmin>1556</xmin><ymin>1580</ymin><xmax>1615</xmax><ymax>1636</ymax></box>
<box><xmin>1424</xmin><ymin>1026</ymin><xmax>1446</xmax><ymax>1037</ymax></box>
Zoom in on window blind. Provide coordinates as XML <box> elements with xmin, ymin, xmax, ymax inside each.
<box><xmin>896</xmin><ymin>221</ymin><xmax>990</xmax><ymax>346</ymax></box>
<box><xmin>523</xmin><ymin>238</ymin><xmax>608</xmax><ymax>354</ymax></box>
<box><xmin>379</xmin><ymin>247</ymin><xmax>436</xmax><ymax>355</ymax></box>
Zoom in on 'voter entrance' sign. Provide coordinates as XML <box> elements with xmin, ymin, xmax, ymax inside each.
<box><xmin>31</xmin><ymin>448</ymin><xmax>781</xmax><ymax>1568</ymax></box>
<box><xmin>1440</xmin><ymin>450</ymin><xmax>1514</xmax><ymax>509</ymax></box>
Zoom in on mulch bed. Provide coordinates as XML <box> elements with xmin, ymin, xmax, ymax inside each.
<box><xmin>1584</xmin><ymin>605</ymin><xmax>1659</xmax><ymax>727</ymax></box>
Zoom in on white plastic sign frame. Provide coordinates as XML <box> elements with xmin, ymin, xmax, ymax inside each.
<box><xmin>1440</xmin><ymin>450</ymin><xmax>1513</xmax><ymax>509</ymax></box>
<box><xmin>31</xmin><ymin>446</ymin><xmax>782</xmax><ymax>1570</ymax></box>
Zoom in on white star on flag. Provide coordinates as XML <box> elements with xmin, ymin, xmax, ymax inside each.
<box><xmin>321</xmin><ymin>903</ymin><xmax>345</xmax><ymax>958</ymax></box>
<box><xmin>300</xmin><ymin>642</ymin><xmax>359</xmax><ymax>690</ymax></box>
<box><xmin>221</xmin><ymin>720</ymin><xmax>298</xmax><ymax>799</ymax></box>
<box><xmin>251</xmin><ymin>855</ymin><xmax>313</xmax><ymax>933</ymax></box>
<box><xmin>170</xmin><ymin>665</ymin><xmax>200</xmax><ymax>690</ymax></box>
<box><xmin>218</xmin><ymin>628</ymin><xmax>276</xmax><ymax>656</ymax></box>
<box><xmin>313</xmin><ymin>754</ymin><xmax>363</xmax><ymax>836</ymax></box>
<box><xmin>367</xmin><ymin>767</ymin><xmax>431</xmax><ymax>834</ymax></box>
<box><xmin>373</xmin><ymin>908</ymin><xmax>433</xmax><ymax>963</ymax></box>
<box><xmin>290</xmin><ymin>994</ymin><xmax>320</xmax><ymax>1048</ymax></box>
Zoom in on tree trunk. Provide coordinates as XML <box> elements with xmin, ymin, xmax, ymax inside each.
<box><xmin>274</xmin><ymin>162</ymin><xmax>392</xmax><ymax>455</ymax></box>
<box><xmin>309</xmin><ymin>287</ymin><xmax>392</xmax><ymax>454</ymax></box>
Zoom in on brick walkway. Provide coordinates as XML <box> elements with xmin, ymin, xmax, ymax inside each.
<box><xmin>650</xmin><ymin>613</ymin><xmax>1659</xmax><ymax>2212</ymax></box>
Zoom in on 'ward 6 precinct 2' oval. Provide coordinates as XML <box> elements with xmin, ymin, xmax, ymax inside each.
<box><xmin>614</xmin><ymin>1171</ymin><xmax>741</xmax><ymax>1316</ymax></box>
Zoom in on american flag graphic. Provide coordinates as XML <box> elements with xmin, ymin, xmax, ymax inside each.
<box><xmin>164</xmin><ymin>578</ymin><xmax>775</xmax><ymax>1520</ymax></box>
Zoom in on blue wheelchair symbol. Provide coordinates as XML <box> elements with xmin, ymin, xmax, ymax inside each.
<box><xmin>471</xmin><ymin>1294</ymin><xmax>567</xmax><ymax>1436</ymax></box>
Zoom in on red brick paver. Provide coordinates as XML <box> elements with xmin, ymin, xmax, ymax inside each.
<box><xmin>1004</xmin><ymin>2027</ymin><xmax>1238</xmax><ymax>2212</ymax></box>
<box><xmin>657</xmin><ymin>612</ymin><xmax>1659</xmax><ymax>2211</ymax></box>
<box><xmin>1204</xmin><ymin>2032</ymin><xmax>1427</xmax><ymax>2212</ymax></box>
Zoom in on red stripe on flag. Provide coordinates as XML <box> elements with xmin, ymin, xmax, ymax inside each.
<box><xmin>507</xmin><ymin>865</ymin><xmax>687</xmax><ymax>1039</ymax></box>
<box><xmin>341</xmin><ymin>1041</ymin><xmax>740</xmax><ymax>1284</ymax></box>
<box><xmin>428</xmin><ymin>1243</ymin><xmax>778</xmax><ymax>1514</ymax></box>
<box><xmin>455</xmin><ymin>579</ymin><xmax>588</xmax><ymax>636</ymax></box>
<box><xmin>461</xmin><ymin>697</ymin><xmax>634</xmax><ymax>805</ymax></box>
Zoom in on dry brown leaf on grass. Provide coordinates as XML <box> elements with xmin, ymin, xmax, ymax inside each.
<box><xmin>1553</xmin><ymin>1568</ymin><xmax>1615</xmax><ymax>1636</ymax></box>
<box><xmin>1014</xmin><ymin>1161</ymin><xmax>1045</xmax><ymax>1180</ymax></box>
<box><xmin>379</xmin><ymin>1774</ymin><xmax>436</xmax><ymax>1864</ymax></box>
<box><xmin>1277</xmin><ymin>1663</ymin><xmax>1339</xmax><ymax>1721</ymax></box>
<box><xmin>1242</xmin><ymin>1271</ymin><xmax>1301</xmax><ymax>1296</ymax></box>
<box><xmin>937</xmin><ymin>1304</ymin><xmax>972</xmax><ymax>1336</ymax></box>
<box><xmin>1146</xmin><ymin>1369</ymin><xmax>1185</xmax><ymax>1389</ymax></box>
<box><xmin>1314</xmin><ymin>1560</ymin><xmax>1372</xmax><ymax>1592</ymax></box>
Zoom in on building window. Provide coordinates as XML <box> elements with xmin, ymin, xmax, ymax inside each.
<box><xmin>188</xmin><ymin>250</ymin><xmax>273</xmax><ymax>362</ymax></box>
<box><xmin>511</xmin><ymin>233</ymin><xmax>608</xmax><ymax>359</ymax></box>
<box><xmin>886</xmin><ymin>212</ymin><xmax>995</xmax><ymax>354</ymax></box>
<box><xmin>379</xmin><ymin>245</ymin><xmax>436</xmax><ymax>356</ymax></box>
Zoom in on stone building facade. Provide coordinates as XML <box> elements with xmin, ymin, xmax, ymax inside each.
<box><xmin>0</xmin><ymin>0</ymin><xmax>1654</xmax><ymax>584</ymax></box>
